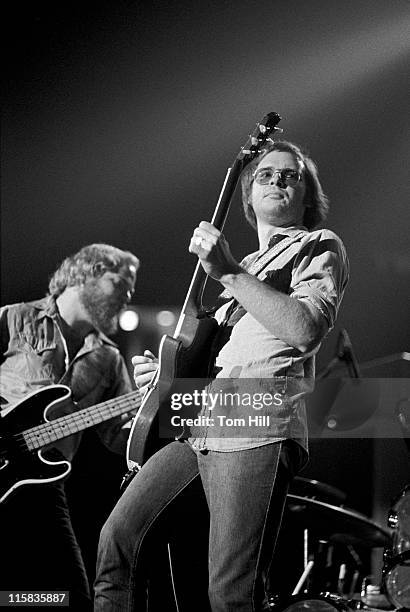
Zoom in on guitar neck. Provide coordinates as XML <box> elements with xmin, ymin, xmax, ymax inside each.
<box><xmin>175</xmin><ymin>111</ymin><xmax>282</xmax><ymax>333</ymax></box>
<box><xmin>22</xmin><ymin>391</ymin><xmax>140</xmax><ymax>451</ymax></box>
<box><xmin>181</xmin><ymin>163</ymin><xmax>244</xmax><ymax>319</ymax></box>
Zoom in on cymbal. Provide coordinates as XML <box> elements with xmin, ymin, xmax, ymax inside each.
<box><xmin>290</xmin><ymin>477</ymin><xmax>347</xmax><ymax>504</ymax></box>
<box><xmin>285</xmin><ymin>494</ymin><xmax>391</xmax><ymax>548</ymax></box>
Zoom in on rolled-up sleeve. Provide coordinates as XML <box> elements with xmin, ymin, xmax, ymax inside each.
<box><xmin>290</xmin><ymin>229</ymin><xmax>349</xmax><ymax>330</ymax></box>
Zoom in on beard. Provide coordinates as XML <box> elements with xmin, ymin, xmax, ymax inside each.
<box><xmin>79</xmin><ymin>281</ymin><xmax>125</xmax><ymax>336</ymax></box>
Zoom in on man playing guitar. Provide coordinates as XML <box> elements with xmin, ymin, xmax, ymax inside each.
<box><xmin>1</xmin><ymin>243</ymin><xmax>139</xmax><ymax>610</ymax></box>
<box><xmin>95</xmin><ymin>140</ymin><xmax>349</xmax><ymax>611</ymax></box>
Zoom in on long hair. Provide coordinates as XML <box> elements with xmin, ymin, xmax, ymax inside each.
<box><xmin>241</xmin><ymin>140</ymin><xmax>329</xmax><ymax>231</ymax></box>
<box><xmin>48</xmin><ymin>243</ymin><xmax>140</xmax><ymax>297</ymax></box>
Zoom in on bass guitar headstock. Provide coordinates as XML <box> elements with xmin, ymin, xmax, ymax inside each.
<box><xmin>237</xmin><ymin>111</ymin><xmax>283</xmax><ymax>165</ymax></box>
<box><xmin>209</xmin><ymin>111</ymin><xmax>283</xmax><ymax>231</ymax></box>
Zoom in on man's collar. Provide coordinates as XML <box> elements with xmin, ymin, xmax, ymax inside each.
<box><xmin>261</xmin><ymin>225</ymin><xmax>307</xmax><ymax>253</ymax></box>
<box><xmin>31</xmin><ymin>295</ymin><xmax>118</xmax><ymax>348</ymax></box>
<box><xmin>31</xmin><ymin>295</ymin><xmax>58</xmax><ymax>318</ymax></box>
<box><xmin>265</xmin><ymin>225</ymin><xmax>307</xmax><ymax>242</ymax></box>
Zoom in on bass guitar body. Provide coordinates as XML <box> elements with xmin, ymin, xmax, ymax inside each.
<box><xmin>1</xmin><ymin>384</ymin><xmax>141</xmax><ymax>503</ymax></box>
<box><xmin>126</xmin><ymin>313</ymin><xmax>219</xmax><ymax>468</ymax></box>
<box><xmin>0</xmin><ymin>385</ymin><xmax>72</xmax><ymax>504</ymax></box>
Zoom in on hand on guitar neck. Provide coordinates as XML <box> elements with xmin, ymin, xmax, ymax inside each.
<box><xmin>131</xmin><ymin>350</ymin><xmax>158</xmax><ymax>394</ymax></box>
<box><xmin>189</xmin><ymin>221</ymin><xmax>241</xmax><ymax>281</ymax></box>
<box><xmin>131</xmin><ymin>221</ymin><xmax>235</xmax><ymax>400</ymax></box>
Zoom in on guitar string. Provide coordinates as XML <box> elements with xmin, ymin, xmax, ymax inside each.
<box><xmin>14</xmin><ymin>401</ymin><xmax>139</xmax><ymax>452</ymax></box>
<box><xmin>17</xmin><ymin>393</ymin><xmax>139</xmax><ymax>445</ymax></box>
<box><xmin>11</xmin><ymin>391</ymin><xmax>141</xmax><ymax>452</ymax></box>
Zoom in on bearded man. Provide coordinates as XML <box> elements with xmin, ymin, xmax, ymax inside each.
<box><xmin>0</xmin><ymin>243</ymin><xmax>139</xmax><ymax>610</ymax></box>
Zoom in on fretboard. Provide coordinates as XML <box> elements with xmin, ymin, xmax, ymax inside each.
<box><xmin>22</xmin><ymin>391</ymin><xmax>140</xmax><ymax>451</ymax></box>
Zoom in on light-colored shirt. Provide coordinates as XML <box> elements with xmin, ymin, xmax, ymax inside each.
<box><xmin>189</xmin><ymin>226</ymin><xmax>349</xmax><ymax>452</ymax></box>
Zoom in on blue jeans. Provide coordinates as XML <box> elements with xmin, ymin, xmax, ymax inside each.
<box><xmin>94</xmin><ymin>440</ymin><xmax>303</xmax><ymax>612</ymax></box>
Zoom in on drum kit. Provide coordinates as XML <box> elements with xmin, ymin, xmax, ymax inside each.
<box><xmin>265</xmin><ymin>477</ymin><xmax>410</xmax><ymax>611</ymax></box>
<box><xmin>264</xmin><ymin>349</ymin><xmax>410</xmax><ymax>610</ymax></box>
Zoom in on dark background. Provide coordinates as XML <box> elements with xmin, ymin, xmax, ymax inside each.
<box><xmin>2</xmin><ymin>0</ymin><xmax>409</xmax><ymax>599</ymax></box>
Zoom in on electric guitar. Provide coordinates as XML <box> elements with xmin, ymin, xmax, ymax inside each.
<box><xmin>0</xmin><ymin>384</ymin><xmax>141</xmax><ymax>503</ymax></box>
<box><xmin>126</xmin><ymin>112</ymin><xmax>283</xmax><ymax>470</ymax></box>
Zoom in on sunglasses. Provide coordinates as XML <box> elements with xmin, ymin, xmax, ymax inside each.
<box><xmin>253</xmin><ymin>167</ymin><xmax>302</xmax><ymax>187</ymax></box>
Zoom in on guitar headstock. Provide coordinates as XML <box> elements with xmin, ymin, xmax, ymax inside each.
<box><xmin>238</xmin><ymin>112</ymin><xmax>283</xmax><ymax>165</ymax></box>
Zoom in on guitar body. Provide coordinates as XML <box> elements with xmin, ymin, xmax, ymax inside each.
<box><xmin>0</xmin><ymin>385</ymin><xmax>73</xmax><ymax>504</ymax></box>
<box><xmin>127</xmin><ymin>314</ymin><xmax>219</xmax><ymax>467</ymax></box>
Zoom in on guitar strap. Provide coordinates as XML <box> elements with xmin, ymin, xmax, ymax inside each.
<box><xmin>217</xmin><ymin>229</ymin><xmax>307</xmax><ymax>311</ymax></box>
<box><xmin>207</xmin><ymin>231</ymin><xmax>307</xmax><ymax>374</ymax></box>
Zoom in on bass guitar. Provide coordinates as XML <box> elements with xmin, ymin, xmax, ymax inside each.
<box><xmin>126</xmin><ymin>112</ymin><xmax>282</xmax><ymax>470</ymax></box>
<box><xmin>0</xmin><ymin>384</ymin><xmax>141</xmax><ymax>503</ymax></box>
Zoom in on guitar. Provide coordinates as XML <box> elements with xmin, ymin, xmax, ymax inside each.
<box><xmin>126</xmin><ymin>112</ymin><xmax>283</xmax><ymax>470</ymax></box>
<box><xmin>0</xmin><ymin>384</ymin><xmax>141</xmax><ymax>503</ymax></box>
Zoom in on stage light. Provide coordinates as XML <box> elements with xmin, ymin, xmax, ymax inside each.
<box><xmin>156</xmin><ymin>310</ymin><xmax>176</xmax><ymax>328</ymax></box>
<box><xmin>119</xmin><ymin>308</ymin><xmax>139</xmax><ymax>331</ymax></box>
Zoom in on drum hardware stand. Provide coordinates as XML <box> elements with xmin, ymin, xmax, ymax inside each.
<box><xmin>348</xmin><ymin>569</ymin><xmax>361</xmax><ymax>600</ymax></box>
<box><xmin>303</xmin><ymin>537</ymin><xmax>334</xmax><ymax>595</ymax></box>
<box><xmin>395</xmin><ymin>397</ymin><xmax>410</xmax><ymax>459</ymax></box>
<box><xmin>292</xmin><ymin>559</ymin><xmax>314</xmax><ymax>595</ymax></box>
<box><xmin>290</xmin><ymin>532</ymin><xmax>338</xmax><ymax>596</ymax></box>
<box><xmin>287</xmin><ymin>526</ymin><xmax>316</xmax><ymax>596</ymax></box>
<box><xmin>274</xmin><ymin>529</ymin><xmax>371</xmax><ymax>607</ymax></box>
<box><xmin>317</xmin><ymin>329</ymin><xmax>362</xmax><ymax>381</ymax></box>
<box><xmin>311</xmin><ymin>329</ymin><xmax>362</xmax><ymax>433</ymax></box>
<box><xmin>346</xmin><ymin>545</ymin><xmax>363</xmax><ymax>599</ymax></box>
